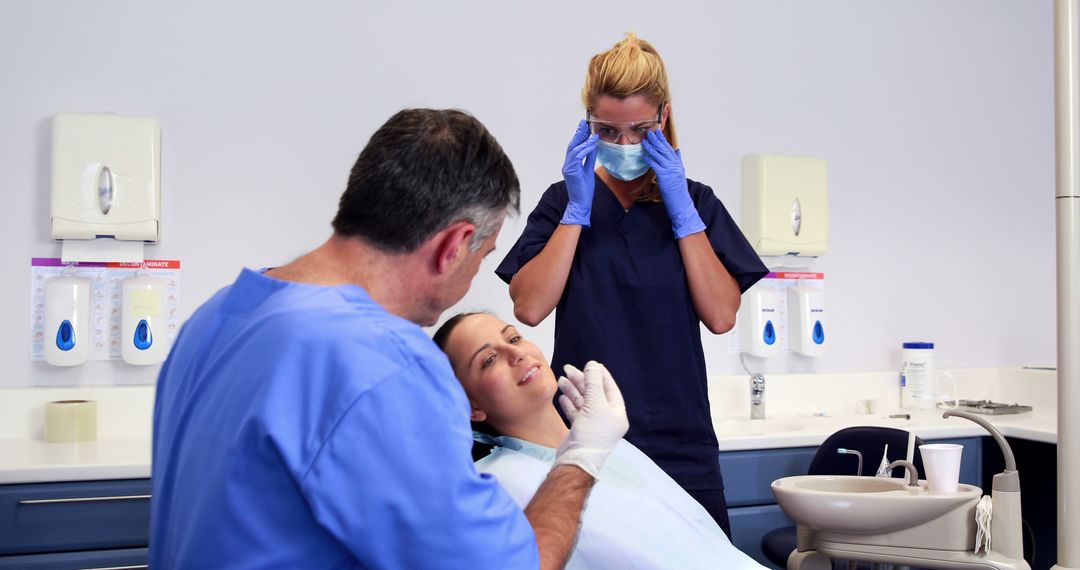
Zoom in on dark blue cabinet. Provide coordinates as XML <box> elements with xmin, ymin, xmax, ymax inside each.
<box><xmin>0</xmin><ymin>479</ymin><xmax>150</xmax><ymax>569</ymax></box>
<box><xmin>0</xmin><ymin>548</ymin><xmax>147</xmax><ymax>569</ymax></box>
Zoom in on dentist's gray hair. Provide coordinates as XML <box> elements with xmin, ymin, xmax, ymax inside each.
<box><xmin>333</xmin><ymin>109</ymin><xmax>520</xmax><ymax>253</ymax></box>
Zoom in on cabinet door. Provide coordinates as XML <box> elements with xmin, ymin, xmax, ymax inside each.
<box><xmin>0</xmin><ymin>479</ymin><xmax>150</xmax><ymax>556</ymax></box>
<box><xmin>720</xmin><ymin>447</ymin><xmax>816</xmax><ymax>507</ymax></box>
<box><xmin>0</xmin><ymin>547</ymin><xmax>147</xmax><ymax>569</ymax></box>
<box><xmin>729</xmin><ymin>504</ymin><xmax>792</xmax><ymax>569</ymax></box>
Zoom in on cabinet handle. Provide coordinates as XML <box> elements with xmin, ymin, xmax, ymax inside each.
<box><xmin>17</xmin><ymin>494</ymin><xmax>151</xmax><ymax>505</ymax></box>
<box><xmin>81</xmin><ymin>566</ymin><xmax>148</xmax><ymax>570</ymax></box>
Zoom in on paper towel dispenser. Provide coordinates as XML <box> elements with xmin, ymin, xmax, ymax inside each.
<box><xmin>740</xmin><ymin>154</ymin><xmax>827</xmax><ymax>257</ymax></box>
<box><xmin>51</xmin><ymin>113</ymin><xmax>161</xmax><ymax>243</ymax></box>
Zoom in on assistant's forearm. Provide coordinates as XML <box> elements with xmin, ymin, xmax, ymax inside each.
<box><xmin>509</xmin><ymin>224</ymin><xmax>581</xmax><ymax>326</ymax></box>
<box><xmin>524</xmin><ymin>464</ymin><xmax>595</xmax><ymax>570</ymax></box>
<box><xmin>679</xmin><ymin>232</ymin><xmax>741</xmax><ymax>334</ymax></box>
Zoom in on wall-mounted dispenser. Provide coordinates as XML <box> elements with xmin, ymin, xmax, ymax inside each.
<box><xmin>51</xmin><ymin>113</ymin><xmax>161</xmax><ymax>243</ymax></box>
<box><xmin>740</xmin><ymin>154</ymin><xmax>828</xmax><ymax>257</ymax></box>
<box><xmin>43</xmin><ymin>275</ymin><xmax>90</xmax><ymax>366</ymax></box>
<box><xmin>121</xmin><ymin>274</ymin><xmax>166</xmax><ymax>366</ymax></box>
<box><xmin>738</xmin><ymin>284</ymin><xmax>781</xmax><ymax>357</ymax></box>
<box><xmin>788</xmin><ymin>285</ymin><xmax>826</xmax><ymax>356</ymax></box>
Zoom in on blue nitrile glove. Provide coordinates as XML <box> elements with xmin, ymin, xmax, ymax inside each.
<box><xmin>641</xmin><ymin>129</ymin><xmax>705</xmax><ymax>238</ymax></box>
<box><xmin>560</xmin><ymin>120</ymin><xmax>598</xmax><ymax>227</ymax></box>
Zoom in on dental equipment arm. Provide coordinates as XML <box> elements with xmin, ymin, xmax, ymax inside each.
<box><xmin>942</xmin><ymin>410</ymin><xmax>1016</xmax><ymax>471</ymax></box>
<box><xmin>943</xmin><ymin>409</ymin><xmax>1024</xmax><ymax>562</ymax></box>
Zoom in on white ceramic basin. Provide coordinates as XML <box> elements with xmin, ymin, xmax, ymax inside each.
<box><xmin>713</xmin><ymin>419</ymin><xmax>805</xmax><ymax>437</ymax></box>
<box><xmin>772</xmin><ymin>475</ymin><xmax>983</xmax><ymax>534</ymax></box>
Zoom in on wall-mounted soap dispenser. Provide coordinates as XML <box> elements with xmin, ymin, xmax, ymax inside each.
<box><xmin>788</xmin><ymin>285</ymin><xmax>826</xmax><ymax>356</ymax></box>
<box><xmin>738</xmin><ymin>285</ymin><xmax>781</xmax><ymax>357</ymax></box>
<box><xmin>740</xmin><ymin>154</ymin><xmax>828</xmax><ymax>257</ymax></box>
<box><xmin>51</xmin><ymin>113</ymin><xmax>161</xmax><ymax>243</ymax></box>
<box><xmin>43</xmin><ymin>275</ymin><xmax>91</xmax><ymax>366</ymax></box>
<box><xmin>121</xmin><ymin>274</ymin><xmax>166</xmax><ymax>366</ymax></box>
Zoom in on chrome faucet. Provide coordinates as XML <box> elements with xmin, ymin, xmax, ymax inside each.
<box><xmin>750</xmin><ymin>373</ymin><xmax>766</xmax><ymax>419</ymax></box>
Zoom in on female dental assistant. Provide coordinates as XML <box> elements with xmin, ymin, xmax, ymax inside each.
<box><xmin>495</xmin><ymin>33</ymin><xmax>768</xmax><ymax>537</ymax></box>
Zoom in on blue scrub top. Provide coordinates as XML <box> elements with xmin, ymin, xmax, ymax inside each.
<box><xmin>151</xmin><ymin>269</ymin><xmax>537</xmax><ymax>569</ymax></box>
<box><xmin>496</xmin><ymin>178</ymin><xmax>768</xmax><ymax>490</ymax></box>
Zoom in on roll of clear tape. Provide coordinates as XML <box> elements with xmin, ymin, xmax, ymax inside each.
<box><xmin>45</xmin><ymin>400</ymin><xmax>97</xmax><ymax>443</ymax></box>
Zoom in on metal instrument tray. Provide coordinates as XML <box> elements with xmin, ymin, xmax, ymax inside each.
<box><xmin>951</xmin><ymin>399</ymin><xmax>1032</xmax><ymax>415</ymax></box>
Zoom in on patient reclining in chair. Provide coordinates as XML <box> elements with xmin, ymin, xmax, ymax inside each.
<box><xmin>434</xmin><ymin>312</ymin><xmax>763</xmax><ymax>569</ymax></box>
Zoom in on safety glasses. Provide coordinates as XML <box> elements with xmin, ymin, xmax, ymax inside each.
<box><xmin>585</xmin><ymin>108</ymin><xmax>663</xmax><ymax>144</ymax></box>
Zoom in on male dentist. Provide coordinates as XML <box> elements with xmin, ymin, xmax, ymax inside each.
<box><xmin>151</xmin><ymin>109</ymin><xmax>629</xmax><ymax>569</ymax></box>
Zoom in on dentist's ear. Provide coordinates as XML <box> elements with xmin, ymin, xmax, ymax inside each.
<box><xmin>431</xmin><ymin>221</ymin><xmax>476</xmax><ymax>274</ymax></box>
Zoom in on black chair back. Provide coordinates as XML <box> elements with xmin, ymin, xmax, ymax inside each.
<box><xmin>807</xmin><ymin>426</ymin><xmax>925</xmax><ymax>478</ymax></box>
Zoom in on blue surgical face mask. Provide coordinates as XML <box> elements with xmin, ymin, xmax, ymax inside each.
<box><xmin>596</xmin><ymin>140</ymin><xmax>650</xmax><ymax>181</ymax></box>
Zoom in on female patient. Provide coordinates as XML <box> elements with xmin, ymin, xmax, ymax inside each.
<box><xmin>433</xmin><ymin>312</ymin><xmax>762</xmax><ymax>569</ymax></box>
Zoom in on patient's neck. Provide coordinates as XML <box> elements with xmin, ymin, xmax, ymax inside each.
<box><xmin>495</xmin><ymin>408</ymin><xmax>570</xmax><ymax>450</ymax></box>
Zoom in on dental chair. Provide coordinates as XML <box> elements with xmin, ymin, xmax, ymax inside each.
<box><xmin>472</xmin><ymin>441</ymin><xmax>495</xmax><ymax>462</ymax></box>
<box><xmin>760</xmin><ymin>426</ymin><xmax>926</xmax><ymax>569</ymax></box>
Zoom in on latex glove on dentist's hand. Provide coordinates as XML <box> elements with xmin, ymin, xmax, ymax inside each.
<box><xmin>554</xmin><ymin>361</ymin><xmax>629</xmax><ymax>479</ymax></box>
<box><xmin>560</xmin><ymin>120</ymin><xmax>598</xmax><ymax>227</ymax></box>
<box><xmin>641</xmin><ymin>129</ymin><xmax>706</xmax><ymax>239</ymax></box>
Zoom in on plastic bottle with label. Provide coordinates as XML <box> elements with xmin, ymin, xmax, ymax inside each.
<box><xmin>900</xmin><ymin>342</ymin><xmax>935</xmax><ymax>410</ymax></box>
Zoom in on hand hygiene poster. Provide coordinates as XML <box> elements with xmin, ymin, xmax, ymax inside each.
<box><xmin>728</xmin><ymin>271</ymin><xmax>824</xmax><ymax>353</ymax></box>
<box><xmin>30</xmin><ymin>258</ymin><xmax>181</xmax><ymax>361</ymax></box>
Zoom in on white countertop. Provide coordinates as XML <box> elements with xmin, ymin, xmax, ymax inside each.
<box><xmin>712</xmin><ymin>408</ymin><xmax>1057</xmax><ymax>452</ymax></box>
<box><xmin>708</xmin><ymin>366</ymin><xmax>1058</xmax><ymax>451</ymax></box>
<box><xmin>0</xmin><ymin>409</ymin><xmax>1055</xmax><ymax>484</ymax></box>
<box><xmin>0</xmin><ymin>368</ymin><xmax>1058</xmax><ymax>484</ymax></box>
<box><xmin>0</xmin><ymin>436</ymin><xmax>151</xmax><ymax>484</ymax></box>
<box><xmin>0</xmin><ymin>385</ymin><xmax>154</xmax><ymax>485</ymax></box>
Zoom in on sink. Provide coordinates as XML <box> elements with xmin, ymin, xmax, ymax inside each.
<box><xmin>713</xmin><ymin>419</ymin><xmax>805</xmax><ymax>437</ymax></box>
<box><xmin>772</xmin><ymin>475</ymin><xmax>982</xmax><ymax>541</ymax></box>
<box><xmin>793</xmin><ymin>476</ymin><xmax>906</xmax><ymax>493</ymax></box>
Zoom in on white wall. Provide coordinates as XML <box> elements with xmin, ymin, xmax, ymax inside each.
<box><xmin>0</xmin><ymin>1</ymin><xmax>1055</xmax><ymax>388</ymax></box>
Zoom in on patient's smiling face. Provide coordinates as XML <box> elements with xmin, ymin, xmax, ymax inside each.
<box><xmin>443</xmin><ymin>314</ymin><xmax>558</xmax><ymax>425</ymax></box>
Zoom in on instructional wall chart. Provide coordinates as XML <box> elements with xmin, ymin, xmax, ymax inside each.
<box><xmin>30</xmin><ymin>258</ymin><xmax>181</xmax><ymax>362</ymax></box>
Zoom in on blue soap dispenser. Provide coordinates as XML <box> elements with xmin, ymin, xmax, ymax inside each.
<box><xmin>738</xmin><ymin>284</ymin><xmax>781</xmax><ymax>357</ymax></box>
<box><xmin>43</xmin><ymin>275</ymin><xmax>90</xmax><ymax>366</ymax></box>
<box><xmin>788</xmin><ymin>285</ymin><xmax>825</xmax><ymax>356</ymax></box>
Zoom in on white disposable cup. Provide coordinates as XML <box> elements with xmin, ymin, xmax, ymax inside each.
<box><xmin>919</xmin><ymin>443</ymin><xmax>963</xmax><ymax>494</ymax></box>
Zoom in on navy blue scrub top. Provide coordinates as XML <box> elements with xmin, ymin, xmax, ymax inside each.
<box><xmin>496</xmin><ymin>177</ymin><xmax>768</xmax><ymax>490</ymax></box>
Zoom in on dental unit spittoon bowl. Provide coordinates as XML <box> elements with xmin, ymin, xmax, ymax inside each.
<box><xmin>771</xmin><ymin>410</ymin><xmax>1029</xmax><ymax>570</ymax></box>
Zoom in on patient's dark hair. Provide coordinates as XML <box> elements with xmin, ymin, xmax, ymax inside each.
<box><xmin>432</xmin><ymin>312</ymin><xmax>501</xmax><ymax>460</ymax></box>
